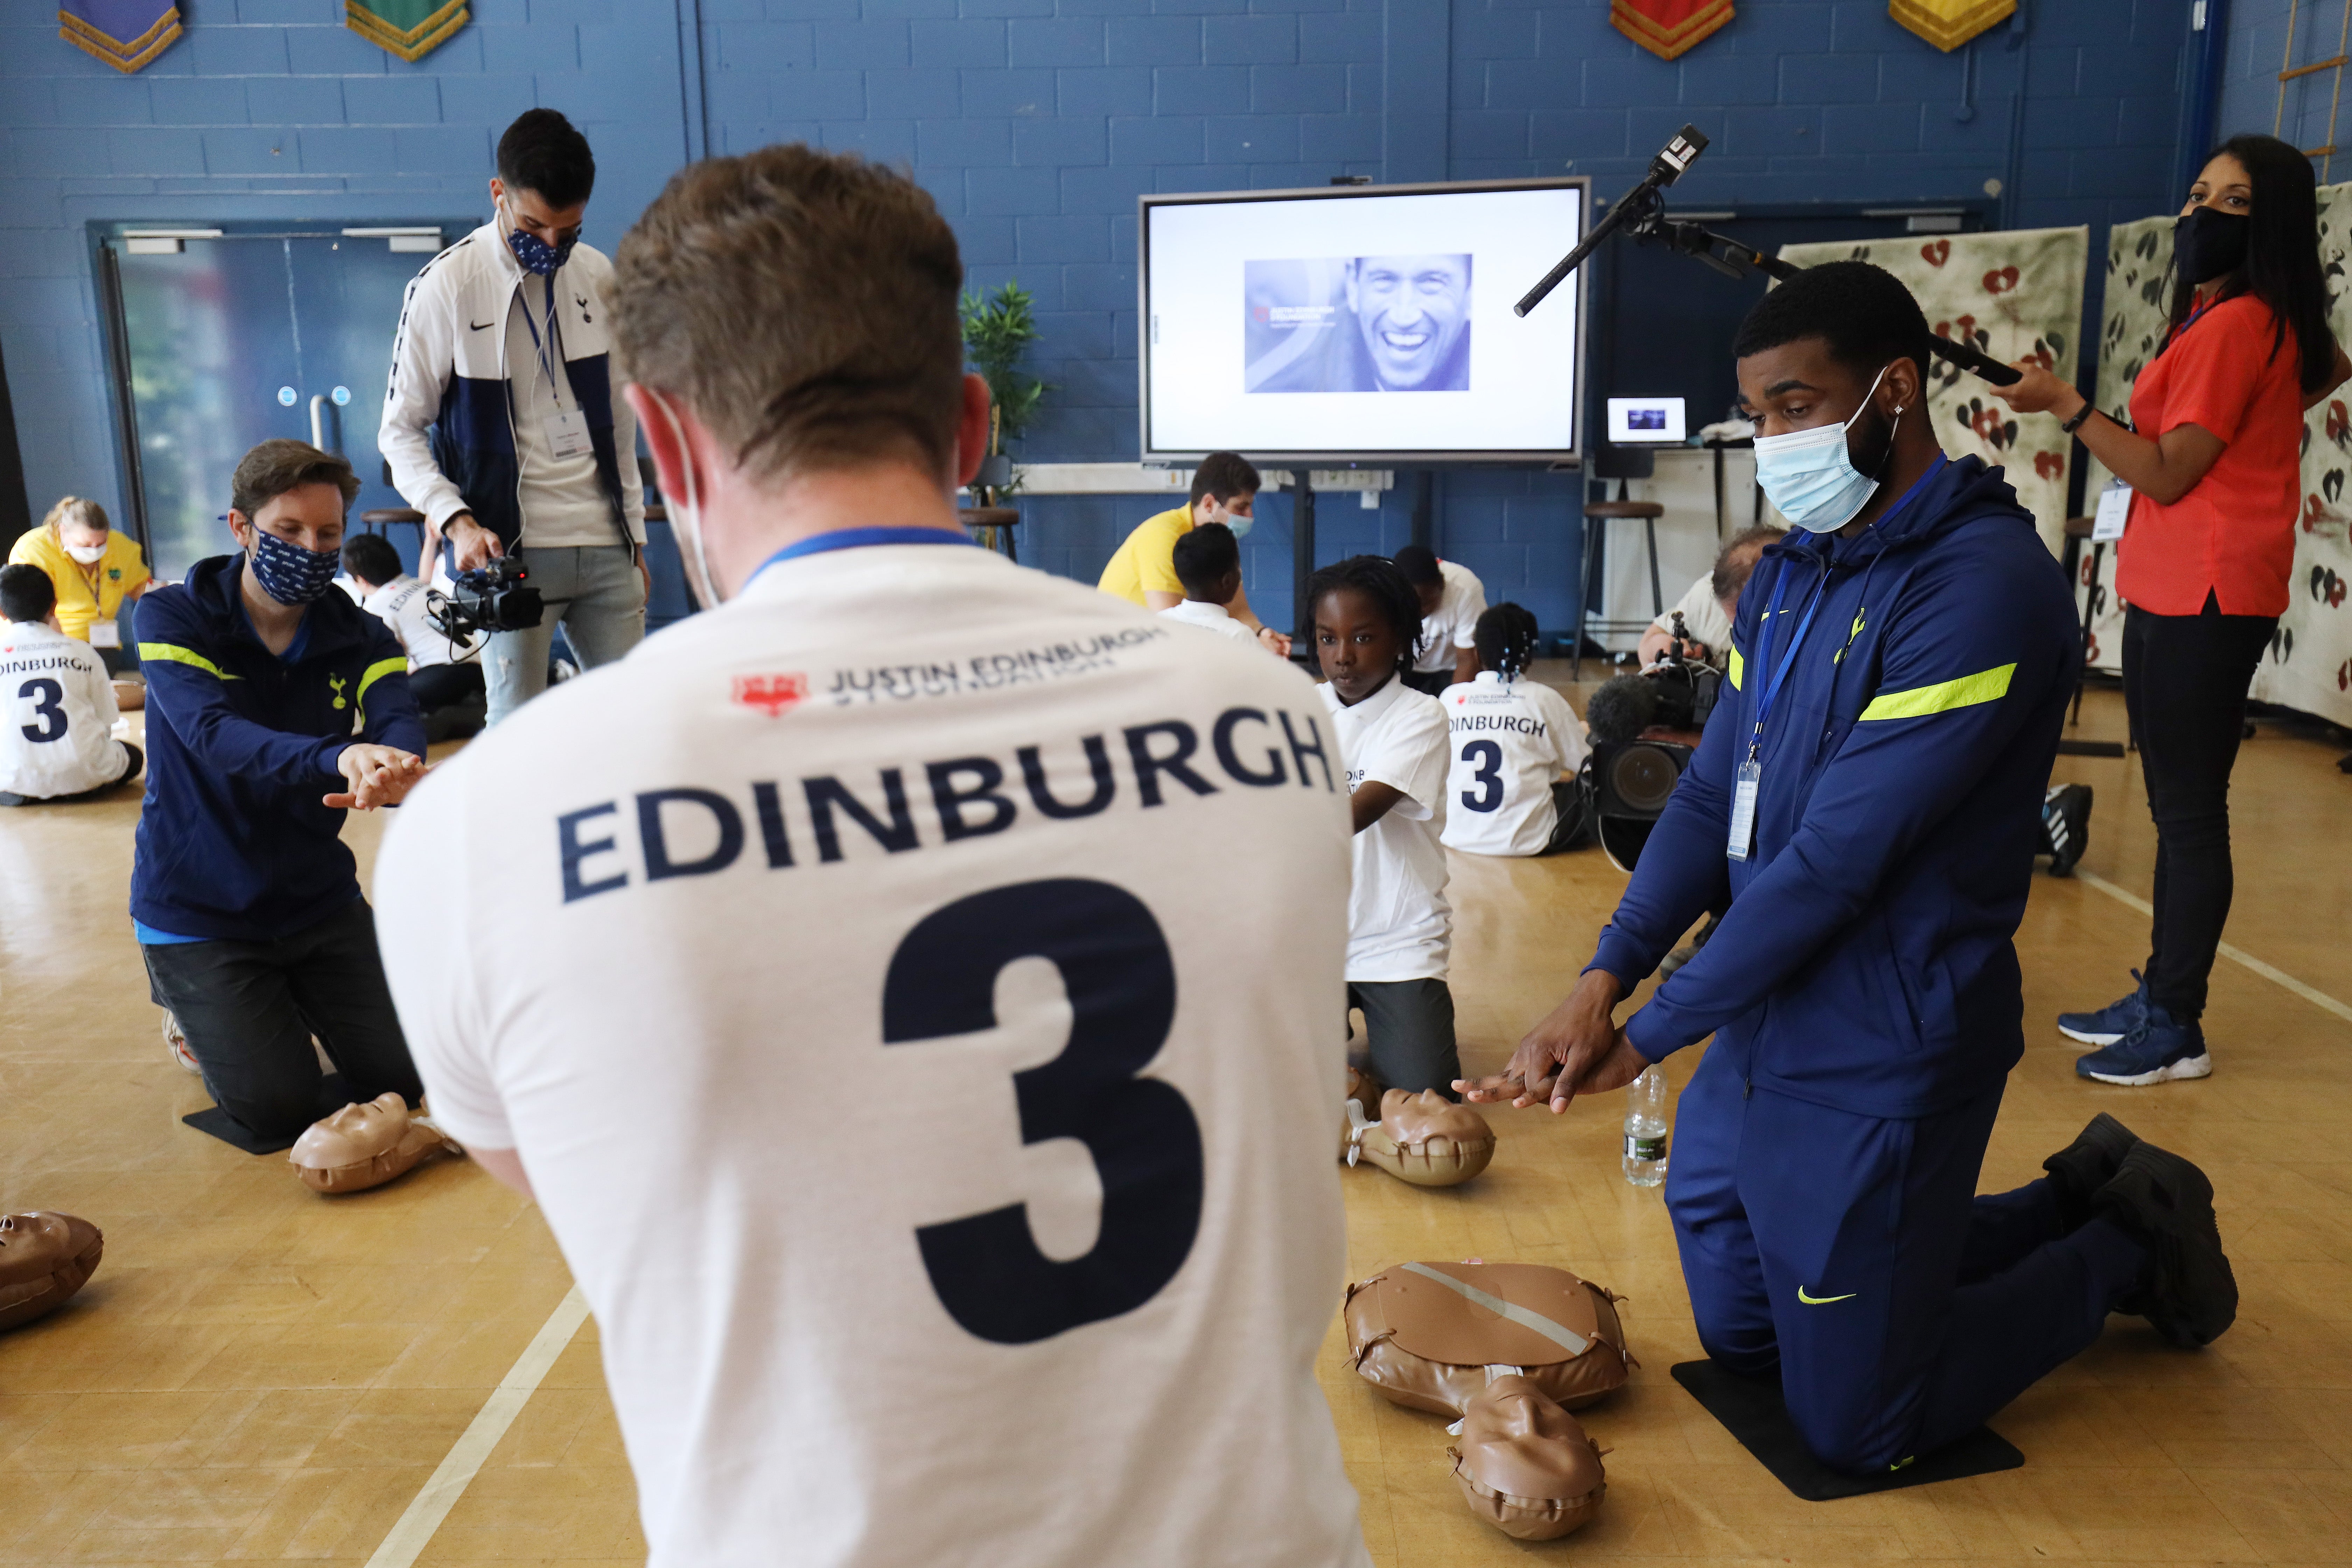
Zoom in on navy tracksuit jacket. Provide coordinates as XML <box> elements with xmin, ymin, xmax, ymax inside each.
<box><xmin>1589</xmin><ymin>456</ymin><xmax>2146</xmax><ymax>1471</ymax></box>
<box><xmin>132</xmin><ymin>555</ymin><xmax>426</xmax><ymax>942</ymax></box>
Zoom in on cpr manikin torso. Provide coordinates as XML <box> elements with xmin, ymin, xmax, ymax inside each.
<box><xmin>289</xmin><ymin>1094</ymin><xmax>460</xmax><ymax>1194</ymax></box>
<box><xmin>1449</xmin><ymin>1374</ymin><xmax>1608</xmax><ymax>1539</ymax></box>
<box><xmin>1344</xmin><ymin>1086</ymin><xmax>1496</xmax><ymax>1187</ymax></box>
<box><xmin>0</xmin><ymin>1211</ymin><xmax>104</xmax><ymax>1332</ymax></box>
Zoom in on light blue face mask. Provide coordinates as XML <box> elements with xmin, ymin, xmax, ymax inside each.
<box><xmin>1751</xmin><ymin>365</ymin><xmax>1895</xmax><ymax>533</ymax></box>
<box><xmin>1221</xmin><ymin>505</ymin><xmax>1254</xmax><ymax>539</ymax></box>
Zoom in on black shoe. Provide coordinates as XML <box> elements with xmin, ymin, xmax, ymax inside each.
<box><xmin>2042</xmin><ymin>1112</ymin><xmax>2140</xmax><ymax>1230</ymax></box>
<box><xmin>2093</xmin><ymin>1142</ymin><xmax>2236</xmax><ymax>1348</ymax></box>
<box><xmin>2041</xmin><ymin>783</ymin><xmax>2092</xmax><ymax>877</ymax></box>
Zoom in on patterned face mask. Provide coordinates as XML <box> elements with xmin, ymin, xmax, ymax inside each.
<box><xmin>503</xmin><ymin>200</ymin><xmax>577</xmax><ymax>277</ymax></box>
<box><xmin>246</xmin><ymin>527</ymin><xmax>343</xmax><ymax>604</ymax></box>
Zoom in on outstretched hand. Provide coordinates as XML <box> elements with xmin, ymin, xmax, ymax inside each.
<box><xmin>1456</xmin><ymin>968</ymin><xmax>1650</xmax><ymax>1112</ymax></box>
<box><xmin>326</xmin><ymin>744</ymin><xmax>427</xmax><ymax>810</ymax></box>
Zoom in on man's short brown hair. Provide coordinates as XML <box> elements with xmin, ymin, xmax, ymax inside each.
<box><xmin>1190</xmin><ymin>451</ymin><xmax>1259</xmax><ymax>506</ymax></box>
<box><xmin>1711</xmin><ymin>523</ymin><xmax>1783</xmax><ymax>606</ymax></box>
<box><xmin>614</xmin><ymin>145</ymin><xmax>965</xmax><ymax>485</ymax></box>
<box><xmin>231</xmin><ymin>439</ymin><xmax>359</xmax><ymax>519</ymax></box>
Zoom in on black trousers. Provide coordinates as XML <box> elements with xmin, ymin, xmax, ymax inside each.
<box><xmin>1348</xmin><ymin>978</ymin><xmax>1461</xmax><ymax>1096</ymax></box>
<box><xmin>0</xmin><ymin>743</ymin><xmax>141</xmax><ymax>806</ymax></box>
<box><xmin>2122</xmin><ymin>601</ymin><xmax>2277</xmax><ymax>1023</ymax></box>
<box><xmin>142</xmin><ymin>897</ymin><xmax>423</xmax><ymax>1144</ymax></box>
<box><xmin>1400</xmin><ymin>667</ymin><xmax>1455</xmax><ymax>697</ymax></box>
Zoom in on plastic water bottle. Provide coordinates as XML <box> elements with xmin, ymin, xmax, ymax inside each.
<box><xmin>1622</xmin><ymin>1066</ymin><xmax>1670</xmax><ymax>1188</ymax></box>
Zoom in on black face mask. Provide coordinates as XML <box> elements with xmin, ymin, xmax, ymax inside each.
<box><xmin>2175</xmin><ymin>206</ymin><xmax>2249</xmax><ymax>287</ymax></box>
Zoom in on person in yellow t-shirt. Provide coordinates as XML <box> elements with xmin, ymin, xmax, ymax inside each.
<box><xmin>1099</xmin><ymin>452</ymin><xmax>1278</xmax><ymax>636</ymax></box>
<box><xmin>8</xmin><ymin>497</ymin><xmax>153</xmax><ymax>677</ymax></box>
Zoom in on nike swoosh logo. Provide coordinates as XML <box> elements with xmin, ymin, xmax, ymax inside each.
<box><xmin>1797</xmin><ymin>1287</ymin><xmax>1857</xmax><ymax>1305</ymax></box>
<box><xmin>470</xmin><ymin>320</ymin><xmax>494</xmax><ymax>331</ymax></box>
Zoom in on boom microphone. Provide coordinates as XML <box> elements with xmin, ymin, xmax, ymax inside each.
<box><xmin>1516</xmin><ymin>124</ymin><xmax>1708</xmax><ymax>318</ymax></box>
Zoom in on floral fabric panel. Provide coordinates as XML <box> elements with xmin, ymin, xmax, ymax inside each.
<box><xmin>1777</xmin><ymin>225</ymin><xmax>2088</xmax><ymax>559</ymax></box>
<box><xmin>2074</xmin><ymin>215</ymin><xmax>2175</xmax><ymax>673</ymax></box>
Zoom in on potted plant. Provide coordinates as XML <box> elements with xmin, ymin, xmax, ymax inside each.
<box><xmin>958</xmin><ymin>281</ymin><xmax>1051</xmax><ymax>511</ymax></box>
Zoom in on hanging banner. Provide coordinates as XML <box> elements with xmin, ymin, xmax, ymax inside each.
<box><xmin>1889</xmin><ymin>0</ymin><xmax>2016</xmax><ymax>51</ymax></box>
<box><xmin>2071</xmin><ymin>214</ymin><xmax>2175</xmax><ymax>673</ymax></box>
<box><xmin>347</xmin><ymin>0</ymin><xmax>470</xmax><ymax>63</ymax></box>
<box><xmin>1611</xmin><ymin>0</ymin><xmax>1734</xmax><ymax>62</ymax></box>
<box><xmin>1777</xmin><ymin>224</ymin><xmax>2089</xmax><ymax>560</ymax></box>
<box><xmin>59</xmin><ymin>0</ymin><xmax>182</xmax><ymax>74</ymax></box>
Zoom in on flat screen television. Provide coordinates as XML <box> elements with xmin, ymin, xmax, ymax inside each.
<box><xmin>1606</xmin><ymin>396</ymin><xmax>1687</xmax><ymax>444</ymax></box>
<box><xmin>1139</xmin><ymin>178</ymin><xmax>1589</xmax><ymax>466</ymax></box>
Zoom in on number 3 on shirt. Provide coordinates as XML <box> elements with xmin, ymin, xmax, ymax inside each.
<box><xmin>18</xmin><ymin>678</ymin><xmax>67</xmax><ymax>743</ymax></box>
<box><xmin>1459</xmin><ymin>738</ymin><xmax>1503</xmax><ymax>813</ymax></box>
<box><xmin>882</xmin><ymin>878</ymin><xmax>1203</xmax><ymax>1345</ymax></box>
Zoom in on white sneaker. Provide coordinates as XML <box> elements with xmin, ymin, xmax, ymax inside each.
<box><xmin>162</xmin><ymin>1011</ymin><xmax>201</xmax><ymax>1074</ymax></box>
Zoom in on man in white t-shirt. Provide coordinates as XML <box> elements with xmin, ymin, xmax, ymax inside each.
<box><xmin>1158</xmin><ymin>522</ymin><xmax>1292</xmax><ymax>655</ymax></box>
<box><xmin>1635</xmin><ymin>524</ymin><xmax>1780</xmax><ymax>670</ymax></box>
<box><xmin>1309</xmin><ymin>555</ymin><xmax>1456</xmax><ymax>1096</ymax></box>
<box><xmin>1441</xmin><ymin>604</ymin><xmax>1591</xmax><ymax>858</ymax></box>
<box><xmin>0</xmin><ymin>565</ymin><xmax>140</xmax><ymax>805</ymax></box>
<box><xmin>373</xmin><ymin>146</ymin><xmax>1370</xmax><ymax>1568</ymax></box>
<box><xmin>1392</xmin><ymin>545</ymin><xmax>1486</xmax><ymax>695</ymax></box>
<box><xmin>343</xmin><ymin>533</ymin><xmax>486</xmax><ymax>741</ymax></box>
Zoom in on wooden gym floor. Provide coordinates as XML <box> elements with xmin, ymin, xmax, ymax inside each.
<box><xmin>2</xmin><ymin>667</ymin><xmax>2348</xmax><ymax>1566</ymax></box>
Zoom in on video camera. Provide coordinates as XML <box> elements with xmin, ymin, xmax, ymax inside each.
<box><xmin>1583</xmin><ymin>613</ymin><xmax>1723</xmax><ymax>873</ymax></box>
<box><xmin>427</xmin><ymin>557</ymin><xmax>544</xmax><ymax>644</ymax></box>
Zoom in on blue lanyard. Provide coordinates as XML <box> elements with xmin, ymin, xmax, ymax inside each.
<box><xmin>1747</xmin><ymin>566</ymin><xmax>1829</xmax><ymax>759</ymax></box>
<box><xmin>748</xmin><ymin>526</ymin><xmax>975</xmax><ymax>585</ymax></box>
<box><xmin>517</xmin><ymin>276</ymin><xmax>563</xmax><ymax>408</ymax></box>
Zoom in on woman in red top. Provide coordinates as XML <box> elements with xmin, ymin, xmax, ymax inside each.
<box><xmin>2001</xmin><ymin>134</ymin><xmax>2348</xmax><ymax>1085</ymax></box>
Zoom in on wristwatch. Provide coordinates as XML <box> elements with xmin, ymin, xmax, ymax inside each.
<box><xmin>2060</xmin><ymin>400</ymin><xmax>2097</xmax><ymax>435</ymax></box>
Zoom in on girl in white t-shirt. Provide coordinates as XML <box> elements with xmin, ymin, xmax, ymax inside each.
<box><xmin>1311</xmin><ymin>555</ymin><xmax>1458</xmax><ymax>1094</ymax></box>
<box><xmin>1439</xmin><ymin>603</ymin><xmax>1592</xmax><ymax>857</ymax></box>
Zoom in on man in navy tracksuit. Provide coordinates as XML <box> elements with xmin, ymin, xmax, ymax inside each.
<box><xmin>1468</xmin><ymin>264</ymin><xmax>2235</xmax><ymax>1473</ymax></box>
<box><xmin>135</xmin><ymin>439</ymin><xmax>431</xmax><ymax>1148</ymax></box>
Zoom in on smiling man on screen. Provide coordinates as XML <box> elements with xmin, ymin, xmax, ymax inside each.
<box><xmin>374</xmin><ymin>147</ymin><xmax>1369</xmax><ymax>1568</ymax></box>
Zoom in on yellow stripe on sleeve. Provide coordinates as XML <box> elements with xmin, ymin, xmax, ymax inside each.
<box><xmin>138</xmin><ymin>642</ymin><xmax>239</xmax><ymax>680</ymax></box>
<box><xmin>354</xmin><ymin>656</ymin><xmax>408</xmax><ymax>723</ymax></box>
<box><xmin>1858</xmin><ymin>663</ymin><xmax>2015</xmax><ymax>722</ymax></box>
<box><xmin>1726</xmin><ymin>646</ymin><xmax>1743</xmax><ymax>690</ymax></box>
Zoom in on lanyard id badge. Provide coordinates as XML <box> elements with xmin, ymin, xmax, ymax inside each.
<box><xmin>542</xmin><ymin>410</ymin><xmax>592</xmax><ymax>460</ymax></box>
<box><xmin>2092</xmin><ymin>478</ymin><xmax>2131</xmax><ymax>542</ymax></box>
<box><xmin>1729</xmin><ymin>561</ymin><xmax>1833</xmax><ymax>862</ymax></box>
<box><xmin>1727</xmin><ymin>755</ymin><xmax>1762</xmax><ymax>861</ymax></box>
<box><xmin>88</xmin><ymin>617</ymin><xmax>120</xmax><ymax>649</ymax></box>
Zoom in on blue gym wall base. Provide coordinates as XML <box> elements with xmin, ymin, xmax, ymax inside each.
<box><xmin>4</xmin><ymin>1</ymin><xmax>2210</xmax><ymax>632</ymax></box>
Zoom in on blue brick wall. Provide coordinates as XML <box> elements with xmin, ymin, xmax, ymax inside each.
<box><xmin>3</xmin><ymin>0</ymin><xmax>2204</xmax><ymax>632</ymax></box>
<box><xmin>2218</xmin><ymin>0</ymin><xmax>2352</xmax><ymax>178</ymax></box>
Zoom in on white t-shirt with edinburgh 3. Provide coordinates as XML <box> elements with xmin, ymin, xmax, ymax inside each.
<box><xmin>1438</xmin><ymin>671</ymin><xmax>1589</xmax><ymax>857</ymax></box>
<box><xmin>1321</xmin><ymin>673</ymin><xmax>1450</xmax><ymax>981</ymax></box>
<box><xmin>375</xmin><ymin>538</ymin><xmax>1370</xmax><ymax>1568</ymax></box>
<box><xmin>0</xmin><ymin>620</ymin><xmax>127</xmax><ymax>800</ymax></box>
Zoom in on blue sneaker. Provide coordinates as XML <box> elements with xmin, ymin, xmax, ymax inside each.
<box><xmin>2075</xmin><ymin>1002</ymin><xmax>2212</xmax><ymax>1086</ymax></box>
<box><xmin>2057</xmin><ymin>970</ymin><xmax>2149</xmax><ymax>1046</ymax></box>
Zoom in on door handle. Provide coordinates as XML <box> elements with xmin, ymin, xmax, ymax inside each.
<box><xmin>309</xmin><ymin>393</ymin><xmax>341</xmax><ymax>454</ymax></box>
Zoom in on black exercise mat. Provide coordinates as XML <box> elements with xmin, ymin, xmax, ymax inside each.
<box><xmin>1671</xmin><ymin>1359</ymin><xmax>2023</xmax><ymax>1501</ymax></box>
<box><xmin>181</xmin><ymin>1073</ymin><xmax>352</xmax><ymax>1155</ymax></box>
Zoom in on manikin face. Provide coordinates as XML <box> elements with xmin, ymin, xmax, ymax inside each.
<box><xmin>1349</xmin><ymin>255</ymin><xmax>1471</xmax><ymax>389</ymax></box>
<box><xmin>1381</xmin><ymin>1087</ymin><xmax>1489</xmax><ymax>1143</ymax></box>
<box><xmin>1458</xmin><ymin>1375</ymin><xmax>1604</xmax><ymax>1501</ymax></box>
<box><xmin>1316</xmin><ymin>586</ymin><xmax>1405</xmax><ymax>705</ymax></box>
<box><xmin>295</xmin><ymin>1093</ymin><xmax>410</xmax><ymax>1165</ymax></box>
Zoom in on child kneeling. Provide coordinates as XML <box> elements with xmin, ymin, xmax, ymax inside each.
<box><xmin>1312</xmin><ymin>555</ymin><xmax>1458</xmax><ymax>1094</ymax></box>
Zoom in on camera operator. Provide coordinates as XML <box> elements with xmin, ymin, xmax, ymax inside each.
<box><xmin>380</xmin><ymin>108</ymin><xmax>645</xmax><ymax>727</ymax></box>
<box><xmin>341</xmin><ymin>533</ymin><xmax>486</xmax><ymax>742</ymax></box>
<box><xmin>1464</xmin><ymin>264</ymin><xmax>2234</xmax><ymax>1476</ymax></box>
<box><xmin>133</xmin><ymin>440</ymin><xmax>428</xmax><ymax>1148</ymax></box>
<box><xmin>1636</xmin><ymin>524</ymin><xmax>1780</xmax><ymax>669</ymax></box>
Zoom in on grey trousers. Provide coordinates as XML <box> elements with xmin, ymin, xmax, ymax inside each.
<box><xmin>1348</xmin><ymin>978</ymin><xmax>1461</xmax><ymax>1097</ymax></box>
<box><xmin>485</xmin><ymin>544</ymin><xmax>645</xmax><ymax>725</ymax></box>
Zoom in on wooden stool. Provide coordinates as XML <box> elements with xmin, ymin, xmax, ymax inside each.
<box><xmin>960</xmin><ymin>505</ymin><xmax>1020</xmax><ymax>562</ymax></box>
<box><xmin>1574</xmin><ymin>499</ymin><xmax>1666</xmax><ymax>680</ymax></box>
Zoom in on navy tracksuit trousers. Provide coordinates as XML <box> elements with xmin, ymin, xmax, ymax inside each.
<box><xmin>1667</xmin><ymin>1048</ymin><xmax>2150</xmax><ymax>1473</ymax></box>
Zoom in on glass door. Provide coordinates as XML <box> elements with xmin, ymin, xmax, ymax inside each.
<box><xmin>98</xmin><ymin>222</ymin><xmax>472</xmax><ymax>580</ymax></box>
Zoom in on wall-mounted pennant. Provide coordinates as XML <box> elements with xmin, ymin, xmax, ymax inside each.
<box><xmin>348</xmin><ymin>0</ymin><xmax>470</xmax><ymax>63</ymax></box>
<box><xmin>1889</xmin><ymin>0</ymin><xmax>2016</xmax><ymax>51</ymax></box>
<box><xmin>1611</xmin><ymin>0</ymin><xmax>1735</xmax><ymax>61</ymax></box>
<box><xmin>59</xmin><ymin>0</ymin><xmax>182</xmax><ymax>74</ymax></box>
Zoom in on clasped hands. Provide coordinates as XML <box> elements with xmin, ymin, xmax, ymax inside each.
<box><xmin>1454</xmin><ymin>969</ymin><xmax>1652</xmax><ymax>1113</ymax></box>
<box><xmin>327</xmin><ymin>744</ymin><xmax>427</xmax><ymax>811</ymax></box>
